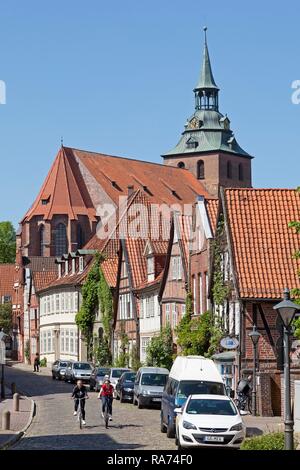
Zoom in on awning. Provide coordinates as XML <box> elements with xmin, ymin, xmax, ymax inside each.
<box><xmin>212</xmin><ymin>351</ymin><xmax>236</xmax><ymax>362</ymax></box>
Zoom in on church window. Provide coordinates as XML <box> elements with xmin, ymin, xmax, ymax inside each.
<box><xmin>197</xmin><ymin>160</ymin><xmax>205</xmax><ymax>180</ymax></box>
<box><xmin>227</xmin><ymin>161</ymin><xmax>232</xmax><ymax>179</ymax></box>
<box><xmin>238</xmin><ymin>163</ymin><xmax>244</xmax><ymax>181</ymax></box>
<box><xmin>39</xmin><ymin>225</ymin><xmax>46</xmax><ymax>257</ymax></box>
<box><xmin>77</xmin><ymin>224</ymin><xmax>85</xmax><ymax>249</ymax></box>
<box><xmin>55</xmin><ymin>223</ymin><xmax>68</xmax><ymax>257</ymax></box>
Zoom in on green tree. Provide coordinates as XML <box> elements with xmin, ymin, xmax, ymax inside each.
<box><xmin>0</xmin><ymin>221</ymin><xmax>16</xmax><ymax>263</ymax></box>
<box><xmin>0</xmin><ymin>302</ymin><xmax>12</xmax><ymax>333</ymax></box>
<box><xmin>176</xmin><ymin>310</ymin><xmax>212</xmax><ymax>356</ymax></box>
<box><xmin>146</xmin><ymin>325</ymin><xmax>173</xmax><ymax>370</ymax></box>
<box><xmin>288</xmin><ymin>187</ymin><xmax>300</xmax><ymax>338</ymax></box>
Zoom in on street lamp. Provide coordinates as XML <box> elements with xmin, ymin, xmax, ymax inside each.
<box><xmin>273</xmin><ymin>288</ymin><xmax>299</xmax><ymax>450</ymax></box>
<box><xmin>248</xmin><ymin>325</ymin><xmax>261</xmax><ymax>416</ymax></box>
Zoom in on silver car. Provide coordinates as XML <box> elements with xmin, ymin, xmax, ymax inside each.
<box><xmin>64</xmin><ymin>361</ymin><xmax>93</xmax><ymax>384</ymax></box>
<box><xmin>133</xmin><ymin>367</ymin><xmax>169</xmax><ymax>409</ymax></box>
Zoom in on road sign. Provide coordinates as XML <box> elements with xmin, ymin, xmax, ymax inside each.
<box><xmin>0</xmin><ymin>340</ymin><xmax>5</xmax><ymax>365</ymax></box>
<box><xmin>220</xmin><ymin>336</ymin><xmax>239</xmax><ymax>350</ymax></box>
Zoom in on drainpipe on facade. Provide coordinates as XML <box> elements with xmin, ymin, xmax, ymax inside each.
<box><xmin>77</xmin><ymin>289</ymin><xmax>80</xmax><ymax>361</ymax></box>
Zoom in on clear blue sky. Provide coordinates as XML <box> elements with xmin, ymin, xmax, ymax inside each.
<box><xmin>0</xmin><ymin>0</ymin><xmax>299</xmax><ymax>227</ymax></box>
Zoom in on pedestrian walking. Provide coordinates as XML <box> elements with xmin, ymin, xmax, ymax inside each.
<box><xmin>33</xmin><ymin>352</ymin><xmax>40</xmax><ymax>372</ymax></box>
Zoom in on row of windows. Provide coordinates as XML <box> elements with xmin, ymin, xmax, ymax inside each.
<box><xmin>141</xmin><ymin>336</ymin><xmax>151</xmax><ymax>361</ymax></box>
<box><xmin>177</xmin><ymin>160</ymin><xmax>245</xmax><ymax>182</ymax></box>
<box><xmin>39</xmin><ymin>223</ymin><xmax>85</xmax><ymax>257</ymax></box>
<box><xmin>40</xmin><ymin>292</ymin><xmax>79</xmax><ymax>316</ymax></box>
<box><xmin>165</xmin><ymin>303</ymin><xmax>185</xmax><ymax>327</ymax></box>
<box><xmin>140</xmin><ymin>295</ymin><xmax>157</xmax><ymax>319</ymax></box>
<box><xmin>119</xmin><ymin>293</ymin><xmax>133</xmax><ymax>320</ymax></box>
<box><xmin>171</xmin><ymin>256</ymin><xmax>182</xmax><ymax>280</ymax></box>
<box><xmin>40</xmin><ymin>328</ymin><xmax>78</xmax><ymax>355</ymax></box>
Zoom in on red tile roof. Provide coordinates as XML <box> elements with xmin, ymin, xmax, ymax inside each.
<box><xmin>67</xmin><ymin>146</ymin><xmax>210</xmax><ymax>206</ymax></box>
<box><xmin>0</xmin><ymin>264</ymin><xmax>15</xmax><ymax>299</ymax></box>
<box><xmin>32</xmin><ymin>271</ymin><xmax>58</xmax><ymax>292</ymax></box>
<box><xmin>224</xmin><ymin>188</ymin><xmax>300</xmax><ymax>299</ymax></box>
<box><xmin>206</xmin><ymin>199</ymin><xmax>219</xmax><ymax>234</ymax></box>
<box><xmin>22</xmin><ymin>147</ymin><xmax>97</xmax><ymax>223</ymax></box>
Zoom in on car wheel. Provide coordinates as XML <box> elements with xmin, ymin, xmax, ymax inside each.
<box><xmin>166</xmin><ymin>417</ymin><xmax>175</xmax><ymax>438</ymax></box>
<box><xmin>137</xmin><ymin>397</ymin><xmax>143</xmax><ymax>409</ymax></box>
<box><xmin>175</xmin><ymin>434</ymin><xmax>179</xmax><ymax>446</ymax></box>
<box><xmin>133</xmin><ymin>395</ymin><xmax>137</xmax><ymax>406</ymax></box>
<box><xmin>116</xmin><ymin>391</ymin><xmax>120</xmax><ymax>400</ymax></box>
<box><xmin>160</xmin><ymin>413</ymin><xmax>167</xmax><ymax>433</ymax></box>
<box><xmin>52</xmin><ymin>374</ymin><xmax>55</xmax><ymax>380</ymax></box>
<box><xmin>58</xmin><ymin>376</ymin><xmax>61</xmax><ymax>381</ymax></box>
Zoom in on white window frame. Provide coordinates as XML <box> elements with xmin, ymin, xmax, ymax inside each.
<box><xmin>199</xmin><ymin>273</ymin><xmax>203</xmax><ymax>315</ymax></box>
<box><xmin>165</xmin><ymin>304</ymin><xmax>170</xmax><ymax>324</ymax></box>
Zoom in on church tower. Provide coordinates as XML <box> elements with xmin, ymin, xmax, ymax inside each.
<box><xmin>162</xmin><ymin>28</ymin><xmax>253</xmax><ymax>197</ymax></box>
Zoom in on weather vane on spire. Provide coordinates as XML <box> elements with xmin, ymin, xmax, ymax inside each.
<box><xmin>204</xmin><ymin>26</ymin><xmax>208</xmax><ymax>44</ymax></box>
<box><xmin>61</xmin><ymin>136</ymin><xmax>64</xmax><ymax>147</ymax></box>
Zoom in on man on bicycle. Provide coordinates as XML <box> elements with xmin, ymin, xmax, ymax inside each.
<box><xmin>237</xmin><ymin>375</ymin><xmax>252</xmax><ymax>397</ymax></box>
<box><xmin>72</xmin><ymin>379</ymin><xmax>88</xmax><ymax>425</ymax></box>
<box><xmin>98</xmin><ymin>375</ymin><xmax>114</xmax><ymax>421</ymax></box>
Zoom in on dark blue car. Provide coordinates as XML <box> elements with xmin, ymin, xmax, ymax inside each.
<box><xmin>115</xmin><ymin>371</ymin><xmax>136</xmax><ymax>403</ymax></box>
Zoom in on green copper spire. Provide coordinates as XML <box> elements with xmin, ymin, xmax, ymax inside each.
<box><xmin>195</xmin><ymin>27</ymin><xmax>219</xmax><ymax>91</ymax></box>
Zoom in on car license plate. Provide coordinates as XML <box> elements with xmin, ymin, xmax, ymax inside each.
<box><xmin>152</xmin><ymin>398</ymin><xmax>161</xmax><ymax>402</ymax></box>
<box><xmin>204</xmin><ymin>436</ymin><xmax>224</xmax><ymax>442</ymax></box>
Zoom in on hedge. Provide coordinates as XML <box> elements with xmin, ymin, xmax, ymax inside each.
<box><xmin>241</xmin><ymin>432</ymin><xmax>298</xmax><ymax>450</ymax></box>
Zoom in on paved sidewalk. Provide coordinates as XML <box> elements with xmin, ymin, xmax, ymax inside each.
<box><xmin>7</xmin><ymin>360</ymin><xmax>52</xmax><ymax>379</ymax></box>
<box><xmin>0</xmin><ymin>385</ymin><xmax>35</xmax><ymax>449</ymax></box>
<box><xmin>242</xmin><ymin>415</ymin><xmax>283</xmax><ymax>437</ymax></box>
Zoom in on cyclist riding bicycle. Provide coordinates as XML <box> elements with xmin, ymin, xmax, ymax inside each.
<box><xmin>237</xmin><ymin>375</ymin><xmax>252</xmax><ymax>398</ymax></box>
<box><xmin>71</xmin><ymin>379</ymin><xmax>89</xmax><ymax>425</ymax></box>
<box><xmin>98</xmin><ymin>375</ymin><xmax>114</xmax><ymax>421</ymax></box>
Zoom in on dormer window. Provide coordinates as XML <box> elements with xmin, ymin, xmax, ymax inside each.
<box><xmin>186</xmin><ymin>137</ymin><xmax>199</xmax><ymax>149</ymax></box>
<box><xmin>65</xmin><ymin>260</ymin><xmax>68</xmax><ymax>276</ymax></box>
<box><xmin>147</xmin><ymin>256</ymin><xmax>155</xmax><ymax>282</ymax></box>
<box><xmin>177</xmin><ymin>161</ymin><xmax>185</xmax><ymax>169</ymax></box>
<box><xmin>72</xmin><ymin>258</ymin><xmax>76</xmax><ymax>275</ymax></box>
<box><xmin>58</xmin><ymin>264</ymin><xmax>62</xmax><ymax>279</ymax></box>
<box><xmin>41</xmin><ymin>196</ymin><xmax>50</xmax><ymax>205</ymax></box>
<box><xmin>79</xmin><ymin>256</ymin><xmax>84</xmax><ymax>273</ymax></box>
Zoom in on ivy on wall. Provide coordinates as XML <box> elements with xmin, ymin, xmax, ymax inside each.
<box><xmin>289</xmin><ymin>187</ymin><xmax>300</xmax><ymax>339</ymax></box>
<box><xmin>76</xmin><ymin>252</ymin><xmax>113</xmax><ymax>362</ymax></box>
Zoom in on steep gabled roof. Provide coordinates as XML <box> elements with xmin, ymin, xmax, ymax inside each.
<box><xmin>224</xmin><ymin>188</ymin><xmax>300</xmax><ymax>300</ymax></box>
<box><xmin>22</xmin><ymin>147</ymin><xmax>97</xmax><ymax>222</ymax></box>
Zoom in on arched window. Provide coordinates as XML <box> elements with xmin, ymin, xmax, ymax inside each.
<box><xmin>39</xmin><ymin>225</ymin><xmax>45</xmax><ymax>256</ymax></box>
<box><xmin>55</xmin><ymin>223</ymin><xmax>67</xmax><ymax>257</ymax></box>
<box><xmin>77</xmin><ymin>224</ymin><xmax>85</xmax><ymax>249</ymax></box>
<box><xmin>238</xmin><ymin>163</ymin><xmax>244</xmax><ymax>181</ymax></box>
<box><xmin>197</xmin><ymin>160</ymin><xmax>205</xmax><ymax>180</ymax></box>
<box><xmin>177</xmin><ymin>161</ymin><xmax>185</xmax><ymax>169</ymax></box>
<box><xmin>227</xmin><ymin>161</ymin><xmax>232</xmax><ymax>179</ymax></box>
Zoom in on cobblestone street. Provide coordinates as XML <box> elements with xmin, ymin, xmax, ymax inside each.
<box><xmin>4</xmin><ymin>365</ymin><xmax>177</xmax><ymax>450</ymax></box>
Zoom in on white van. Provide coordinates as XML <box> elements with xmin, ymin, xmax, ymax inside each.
<box><xmin>161</xmin><ymin>356</ymin><xmax>226</xmax><ymax>438</ymax></box>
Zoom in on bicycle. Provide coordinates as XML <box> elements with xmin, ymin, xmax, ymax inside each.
<box><xmin>234</xmin><ymin>392</ymin><xmax>252</xmax><ymax>414</ymax></box>
<box><xmin>74</xmin><ymin>397</ymin><xmax>86</xmax><ymax>429</ymax></box>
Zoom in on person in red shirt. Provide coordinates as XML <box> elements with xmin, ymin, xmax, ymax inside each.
<box><xmin>98</xmin><ymin>376</ymin><xmax>114</xmax><ymax>420</ymax></box>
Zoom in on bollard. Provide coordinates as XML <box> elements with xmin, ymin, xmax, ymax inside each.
<box><xmin>2</xmin><ymin>410</ymin><xmax>10</xmax><ymax>430</ymax></box>
<box><xmin>13</xmin><ymin>393</ymin><xmax>20</xmax><ymax>412</ymax></box>
<box><xmin>11</xmin><ymin>382</ymin><xmax>16</xmax><ymax>395</ymax></box>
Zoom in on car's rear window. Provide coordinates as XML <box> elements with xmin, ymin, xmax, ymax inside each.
<box><xmin>112</xmin><ymin>369</ymin><xmax>129</xmax><ymax>378</ymax></box>
<box><xmin>60</xmin><ymin>362</ymin><xmax>68</xmax><ymax>368</ymax></box>
<box><xmin>186</xmin><ymin>398</ymin><xmax>237</xmax><ymax>416</ymax></box>
<box><xmin>73</xmin><ymin>363</ymin><xmax>92</xmax><ymax>370</ymax></box>
<box><xmin>97</xmin><ymin>368</ymin><xmax>110</xmax><ymax>377</ymax></box>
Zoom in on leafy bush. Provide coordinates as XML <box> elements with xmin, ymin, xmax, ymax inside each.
<box><xmin>40</xmin><ymin>357</ymin><xmax>47</xmax><ymax>367</ymax></box>
<box><xmin>24</xmin><ymin>339</ymin><xmax>30</xmax><ymax>362</ymax></box>
<box><xmin>240</xmin><ymin>432</ymin><xmax>298</xmax><ymax>450</ymax></box>
<box><xmin>146</xmin><ymin>325</ymin><xmax>173</xmax><ymax>370</ymax></box>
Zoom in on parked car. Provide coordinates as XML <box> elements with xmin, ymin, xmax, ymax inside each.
<box><xmin>52</xmin><ymin>359</ymin><xmax>73</xmax><ymax>380</ymax></box>
<box><xmin>64</xmin><ymin>361</ymin><xmax>93</xmax><ymax>384</ymax></box>
<box><xmin>133</xmin><ymin>366</ymin><xmax>169</xmax><ymax>409</ymax></box>
<box><xmin>115</xmin><ymin>371</ymin><xmax>136</xmax><ymax>402</ymax></box>
<box><xmin>90</xmin><ymin>367</ymin><xmax>111</xmax><ymax>391</ymax></box>
<box><xmin>109</xmin><ymin>368</ymin><xmax>131</xmax><ymax>390</ymax></box>
<box><xmin>161</xmin><ymin>355</ymin><xmax>226</xmax><ymax>438</ymax></box>
<box><xmin>175</xmin><ymin>394</ymin><xmax>245</xmax><ymax>449</ymax></box>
